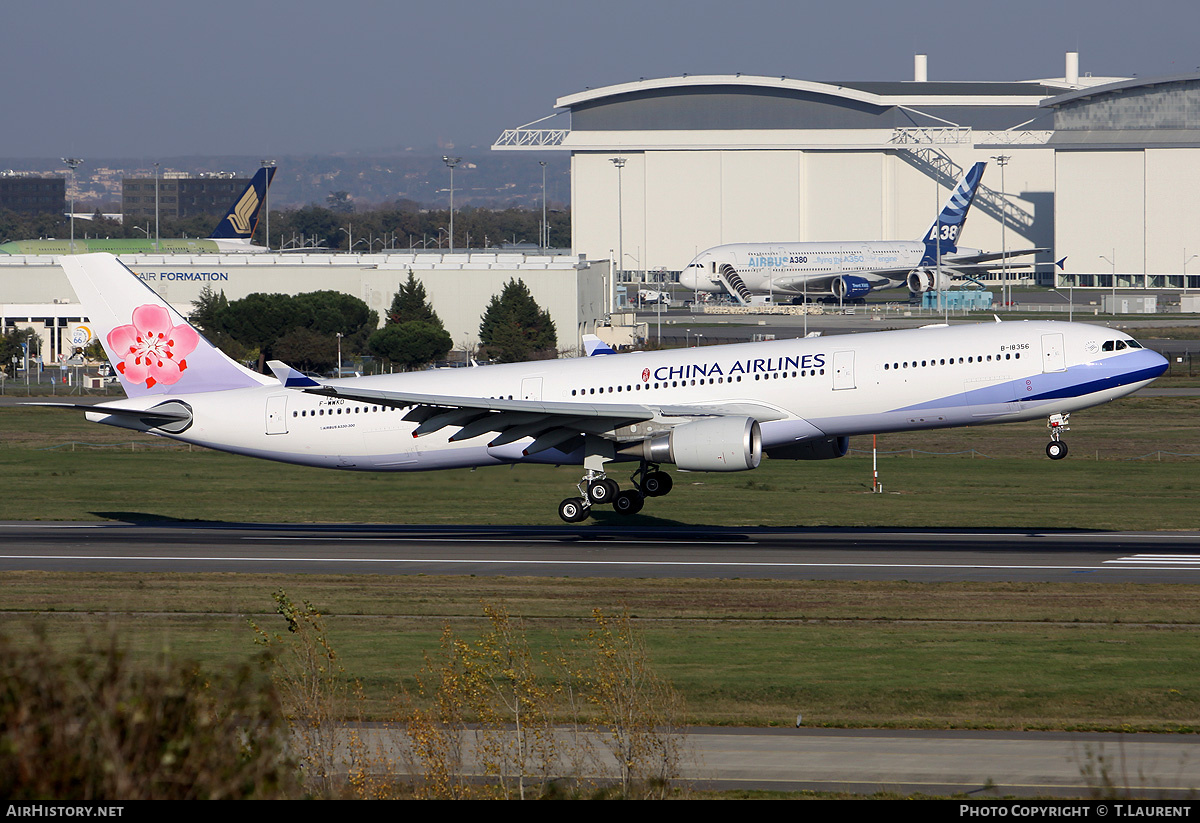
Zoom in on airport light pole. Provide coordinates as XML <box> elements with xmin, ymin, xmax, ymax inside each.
<box><xmin>1100</xmin><ymin>251</ymin><xmax>1116</xmax><ymax>315</ymax></box>
<box><xmin>1185</xmin><ymin>250</ymin><xmax>1198</xmax><ymax>295</ymax></box>
<box><xmin>261</xmin><ymin>159</ymin><xmax>275</xmax><ymax>250</ymax></box>
<box><xmin>610</xmin><ymin>157</ymin><xmax>626</xmax><ymax>317</ymax></box>
<box><xmin>61</xmin><ymin>158</ymin><xmax>82</xmax><ymax>253</ymax></box>
<box><xmin>990</xmin><ymin>155</ymin><xmax>1010</xmax><ymax>309</ymax></box>
<box><xmin>539</xmin><ymin>160</ymin><xmax>548</xmax><ymax>251</ymax></box>
<box><xmin>154</xmin><ymin>162</ymin><xmax>160</xmax><ymax>253</ymax></box>
<box><xmin>443</xmin><ymin>156</ymin><xmax>460</xmax><ymax>254</ymax></box>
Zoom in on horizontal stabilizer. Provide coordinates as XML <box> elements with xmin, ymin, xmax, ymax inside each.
<box><xmin>23</xmin><ymin>402</ymin><xmax>191</xmax><ymax>421</ymax></box>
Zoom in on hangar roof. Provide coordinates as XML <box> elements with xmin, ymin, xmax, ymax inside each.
<box><xmin>1041</xmin><ymin>73</ymin><xmax>1200</xmax><ymax>148</ymax></box>
<box><xmin>1041</xmin><ymin>72</ymin><xmax>1200</xmax><ymax>108</ymax></box>
<box><xmin>556</xmin><ymin>74</ymin><xmax>1058</xmax><ymax>110</ymax></box>
<box><xmin>555</xmin><ymin>74</ymin><xmax>1060</xmax><ymax>132</ymax></box>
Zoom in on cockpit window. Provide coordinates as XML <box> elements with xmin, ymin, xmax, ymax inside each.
<box><xmin>1102</xmin><ymin>341</ymin><xmax>1115</xmax><ymax>351</ymax></box>
<box><xmin>1126</xmin><ymin>339</ymin><xmax>1143</xmax><ymax>349</ymax></box>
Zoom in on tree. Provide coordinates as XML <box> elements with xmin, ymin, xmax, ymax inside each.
<box><xmin>189</xmin><ymin>285</ymin><xmax>228</xmax><ymax>334</ymax></box>
<box><xmin>0</xmin><ymin>629</ymin><xmax>295</xmax><ymax>800</ymax></box>
<box><xmin>388</xmin><ymin>271</ymin><xmax>441</xmax><ymax>325</ymax></box>
<box><xmin>0</xmin><ymin>328</ymin><xmax>36</xmax><ymax>375</ymax></box>
<box><xmin>478</xmin><ymin>278</ymin><xmax>557</xmax><ymax>363</ymax></box>
<box><xmin>206</xmin><ymin>291</ymin><xmax>377</xmax><ymax>371</ymax></box>
<box><xmin>272</xmin><ymin>327</ymin><xmax>339</xmax><ymax>372</ymax></box>
<box><xmin>368</xmin><ymin>272</ymin><xmax>451</xmax><ymax>370</ymax></box>
<box><xmin>368</xmin><ymin>322</ymin><xmax>451</xmax><ymax>371</ymax></box>
<box><xmin>326</xmin><ymin>191</ymin><xmax>353</xmax><ymax>214</ymax></box>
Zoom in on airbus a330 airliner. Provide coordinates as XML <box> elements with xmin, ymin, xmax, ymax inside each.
<box><xmin>43</xmin><ymin>254</ymin><xmax>1166</xmax><ymax>522</ymax></box>
<box><xmin>679</xmin><ymin>162</ymin><xmax>1046</xmax><ymax>303</ymax></box>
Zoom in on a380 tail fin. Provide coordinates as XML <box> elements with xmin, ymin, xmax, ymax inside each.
<box><xmin>918</xmin><ymin>161</ymin><xmax>986</xmax><ymax>265</ymax></box>
<box><xmin>208</xmin><ymin>166</ymin><xmax>276</xmax><ymax>240</ymax></box>
<box><xmin>60</xmin><ymin>254</ymin><xmax>271</xmax><ymax>399</ymax></box>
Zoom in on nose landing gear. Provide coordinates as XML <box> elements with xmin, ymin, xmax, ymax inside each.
<box><xmin>1046</xmin><ymin>413</ymin><xmax>1070</xmax><ymax>460</ymax></box>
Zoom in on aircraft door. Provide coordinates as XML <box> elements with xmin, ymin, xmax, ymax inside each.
<box><xmin>521</xmin><ymin>377</ymin><xmax>543</xmax><ymax>401</ymax></box>
<box><xmin>832</xmin><ymin>350</ymin><xmax>856</xmax><ymax>390</ymax></box>
<box><xmin>1041</xmin><ymin>334</ymin><xmax>1066</xmax><ymax>373</ymax></box>
<box><xmin>265</xmin><ymin>394</ymin><xmax>289</xmax><ymax>435</ymax></box>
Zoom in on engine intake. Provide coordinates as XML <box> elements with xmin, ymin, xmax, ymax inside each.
<box><xmin>907</xmin><ymin>268</ymin><xmax>952</xmax><ymax>293</ymax></box>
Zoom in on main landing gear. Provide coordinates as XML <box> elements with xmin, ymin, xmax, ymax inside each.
<box><xmin>557</xmin><ymin>463</ymin><xmax>674</xmax><ymax>522</ymax></box>
<box><xmin>1046</xmin><ymin>413</ymin><xmax>1070</xmax><ymax>460</ymax></box>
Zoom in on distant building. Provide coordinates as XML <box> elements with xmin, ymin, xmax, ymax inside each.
<box><xmin>122</xmin><ymin>172</ymin><xmax>249</xmax><ymax>221</ymax></box>
<box><xmin>0</xmin><ymin>173</ymin><xmax>65</xmax><ymax>215</ymax></box>
<box><xmin>495</xmin><ymin>52</ymin><xmax>1127</xmax><ymax>289</ymax></box>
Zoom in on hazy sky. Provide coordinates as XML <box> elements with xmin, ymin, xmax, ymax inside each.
<box><xmin>7</xmin><ymin>0</ymin><xmax>1199</xmax><ymax>158</ymax></box>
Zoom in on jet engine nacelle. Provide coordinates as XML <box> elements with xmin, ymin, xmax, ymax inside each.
<box><xmin>907</xmin><ymin>268</ymin><xmax>953</xmax><ymax>293</ymax></box>
<box><xmin>764</xmin><ymin>436</ymin><xmax>850</xmax><ymax>461</ymax></box>
<box><xmin>832</xmin><ymin>275</ymin><xmax>872</xmax><ymax>300</ymax></box>
<box><xmin>623</xmin><ymin>416</ymin><xmax>762</xmax><ymax>471</ymax></box>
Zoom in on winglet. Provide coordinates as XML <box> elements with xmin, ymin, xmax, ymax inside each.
<box><xmin>1056</xmin><ymin>256</ymin><xmax>1068</xmax><ymax>270</ymax></box>
<box><xmin>582</xmin><ymin>334</ymin><xmax>616</xmax><ymax>356</ymax></box>
<box><xmin>267</xmin><ymin>360</ymin><xmax>321</xmax><ymax>388</ymax></box>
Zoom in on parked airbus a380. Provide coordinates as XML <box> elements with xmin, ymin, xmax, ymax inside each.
<box><xmin>679</xmin><ymin>162</ymin><xmax>1046</xmax><ymax>303</ymax></box>
<box><xmin>44</xmin><ymin>254</ymin><xmax>1166</xmax><ymax>522</ymax></box>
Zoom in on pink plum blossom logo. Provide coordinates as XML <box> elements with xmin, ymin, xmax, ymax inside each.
<box><xmin>106</xmin><ymin>304</ymin><xmax>199</xmax><ymax>389</ymax></box>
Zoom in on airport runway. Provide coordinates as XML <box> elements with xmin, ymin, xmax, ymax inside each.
<box><xmin>352</xmin><ymin>725</ymin><xmax>1196</xmax><ymax>798</ymax></box>
<box><xmin>4</xmin><ymin>521</ymin><xmax>1200</xmax><ymax>582</ymax></box>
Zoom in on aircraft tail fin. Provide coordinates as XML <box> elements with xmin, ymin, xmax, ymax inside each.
<box><xmin>208</xmin><ymin>166</ymin><xmax>276</xmax><ymax>240</ymax></box>
<box><xmin>60</xmin><ymin>253</ymin><xmax>271</xmax><ymax>399</ymax></box>
<box><xmin>919</xmin><ymin>161</ymin><xmax>985</xmax><ymax>265</ymax></box>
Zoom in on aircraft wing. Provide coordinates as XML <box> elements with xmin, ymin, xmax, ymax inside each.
<box><xmin>295</xmin><ymin>380</ymin><xmax>787</xmax><ymax>455</ymax></box>
<box><xmin>945</xmin><ymin>247</ymin><xmax>1049</xmax><ymax>265</ymax></box>
<box><xmin>770</xmin><ymin>269</ymin><xmax>905</xmax><ymax>291</ymax></box>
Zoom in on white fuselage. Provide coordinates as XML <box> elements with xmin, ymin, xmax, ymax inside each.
<box><xmin>680</xmin><ymin>242</ymin><xmax>979</xmax><ymax>297</ymax></box>
<box><xmin>88</xmin><ymin>321</ymin><xmax>1166</xmax><ymax>472</ymax></box>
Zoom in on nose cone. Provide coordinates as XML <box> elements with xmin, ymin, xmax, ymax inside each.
<box><xmin>1148</xmin><ymin>348</ymin><xmax>1170</xmax><ymax>378</ymax></box>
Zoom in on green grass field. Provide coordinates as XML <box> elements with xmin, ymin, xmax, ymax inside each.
<box><xmin>3</xmin><ymin>397</ymin><xmax>1199</xmax><ymax>527</ymax></box>
<box><xmin>2</xmin><ymin>395</ymin><xmax>1199</xmax><ymax>734</ymax></box>
<box><xmin>2</xmin><ymin>573</ymin><xmax>1198</xmax><ymax>730</ymax></box>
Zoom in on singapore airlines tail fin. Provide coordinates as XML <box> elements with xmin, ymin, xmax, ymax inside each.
<box><xmin>208</xmin><ymin>165</ymin><xmax>276</xmax><ymax>241</ymax></box>
<box><xmin>918</xmin><ymin>161</ymin><xmax>985</xmax><ymax>266</ymax></box>
<box><xmin>60</xmin><ymin>253</ymin><xmax>272</xmax><ymax>398</ymax></box>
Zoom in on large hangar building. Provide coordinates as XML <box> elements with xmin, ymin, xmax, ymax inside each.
<box><xmin>495</xmin><ymin>54</ymin><xmax>1121</xmax><ymax>289</ymax></box>
<box><xmin>1042</xmin><ymin>74</ymin><xmax>1200</xmax><ymax>291</ymax></box>
<box><xmin>0</xmin><ymin>252</ymin><xmax>607</xmax><ymax>365</ymax></box>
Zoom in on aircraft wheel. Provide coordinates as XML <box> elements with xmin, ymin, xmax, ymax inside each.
<box><xmin>1046</xmin><ymin>441</ymin><xmax>1068</xmax><ymax>460</ymax></box>
<box><xmin>558</xmin><ymin>497</ymin><xmax>590</xmax><ymax>523</ymax></box>
<box><xmin>642</xmin><ymin>471</ymin><xmax>673</xmax><ymax>497</ymax></box>
<box><xmin>587</xmin><ymin>478</ymin><xmax>619</xmax><ymax>505</ymax></box>
<box><xmin>613</xmin><ymin>489</ymin><xmax>644</xmax><ymax>516</ymax></box>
